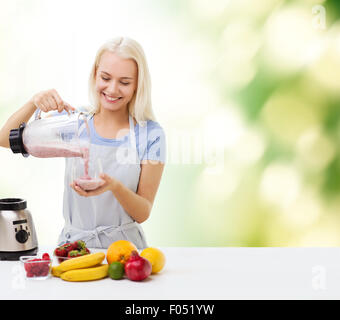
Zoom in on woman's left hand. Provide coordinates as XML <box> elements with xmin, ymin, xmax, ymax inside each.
<box><xmin>70</xmin><ymin>173</ymin><xmax>118</xmax><ymax>197</ymax></box>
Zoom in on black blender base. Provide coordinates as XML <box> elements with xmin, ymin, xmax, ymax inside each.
<box><xmin>0</xmin><ymin>247</ymin><xmax>38</xmax><ymax>261</ymax></box>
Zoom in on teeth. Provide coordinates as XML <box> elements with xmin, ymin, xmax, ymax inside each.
<box><xmin>104</xmin><ymin>93</ymin><xmax>120</xmax><ymax>101</ymax></box>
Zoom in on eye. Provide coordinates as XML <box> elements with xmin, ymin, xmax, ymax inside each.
<box><xmin>120</xmin><ymin>81</ymin><xmax>130</xmax><ymax>85</ymax></box>
<box><xmin>101</xmin><ymin>77</ymin><xmax>110</xmax><ymax>81</ymax></box>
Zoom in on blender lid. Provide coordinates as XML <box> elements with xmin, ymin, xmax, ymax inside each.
<box><xmin>9</xmin><ymin>123</ymin><xmax>29</xmax><ymax>157</ymax></box>
<box><xmin>0</xmin><ymin>198</ymin><xmax>27</xmax><ymax>211</ymax></box>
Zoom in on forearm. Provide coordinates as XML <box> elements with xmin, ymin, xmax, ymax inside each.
<box><xmin>0</xmin><ymin>99</ymin><xmax>36</xmax><ymax>148</ymax></box>
<box><xmin>111</xmin><ymin>181</ymin><xmax>152</xmax><ymax>224</ymax></box>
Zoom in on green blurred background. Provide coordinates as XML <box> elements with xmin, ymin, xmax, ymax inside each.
<box><xmin>1</xmin><ymin>0</ymin><xmax>340</xmax><ymax>246</ymax></box>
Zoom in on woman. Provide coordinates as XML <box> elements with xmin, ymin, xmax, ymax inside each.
<box><xmin>0</xmin><ymin>37</ymin><xmax>166</xmax><ymax>250</ymax></box>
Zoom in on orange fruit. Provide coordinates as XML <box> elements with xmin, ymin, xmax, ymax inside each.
<box><xmin>140</xmin><ymin>247</ymin><xmax>165</xmax><ymax>274</ymax></box>
<box><xmin>106</xmin><ymin>240</ymin><xmax>138</xmax><ymax>265</ymax></box>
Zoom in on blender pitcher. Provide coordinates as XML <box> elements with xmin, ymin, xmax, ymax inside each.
<box><xmin>9</xmin><ymin>109</ymin><xmax>90</xmax><ymax>158</ymax></box>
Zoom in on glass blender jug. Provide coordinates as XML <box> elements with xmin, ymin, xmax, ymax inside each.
<box><xmin>9</xmin><ymin>109</ymin><xmax>90</xmax><ymax>158</ymax></box>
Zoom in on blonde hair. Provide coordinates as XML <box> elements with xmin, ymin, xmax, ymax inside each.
<box><xmin>88</xmin><ymin>37</ymin><xmax>156</xmax><ymax>125</ymax></box>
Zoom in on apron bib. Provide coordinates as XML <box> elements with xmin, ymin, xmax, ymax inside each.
<box><xmin>58</xmin><ymin>115</ymin><xmax>148</xmax><ymax>250</ymax></box>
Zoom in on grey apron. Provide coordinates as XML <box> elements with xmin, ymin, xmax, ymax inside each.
<box><xmin>58</xmin><ymin>115</ymin><xmax>148</xmax><ymax>250</ymax></box>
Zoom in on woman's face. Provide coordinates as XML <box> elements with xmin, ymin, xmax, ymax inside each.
<box><xmin>95</xmin><ymin>51</ymin><xmax>138</xmax><ymax>113</ymax></box>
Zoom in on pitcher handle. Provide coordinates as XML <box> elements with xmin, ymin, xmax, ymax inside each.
<box><xmin>34</xmin><ymin>108</ymin><xmax>42</xmax><ymax>120</ymax></box>
<box><xmin>34</xmin><ymin>107</ymin><xmax>72</xmax><ymax>120</ymax></box>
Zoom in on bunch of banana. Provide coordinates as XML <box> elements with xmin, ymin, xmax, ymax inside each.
<box><xmin>52</xmin><ymin>252</ymin><xmax>109</xmax><ymax>282</ymax></box>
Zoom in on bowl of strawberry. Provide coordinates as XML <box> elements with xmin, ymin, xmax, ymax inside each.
<box><xmin>20</xmin><ymin>253</ymin><xmax>52</xmax><ymax>280</ymax></box>
<box><xmin>53</xmin><ymin>240</ymin><xmax>90</xmax><ymax>263</ymax></box>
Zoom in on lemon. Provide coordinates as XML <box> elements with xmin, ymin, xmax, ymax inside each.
<box><xmin>108</xmin><ymin>261</ymin><xmax>124</xmax><ymax>280</ymax></box>
<box><xmin>140</xmin><ymin>247</ymin><xmax>165</xmax><ymax>274</ymax></box>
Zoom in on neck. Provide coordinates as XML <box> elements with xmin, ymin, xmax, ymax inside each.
<box><xmin>95</xmin><ymin>106</ymin><xmax>130</xmax><ymax>128</ymax></box>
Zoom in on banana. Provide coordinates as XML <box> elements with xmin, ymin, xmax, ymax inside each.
<box><xmin>51</xmin><ymin>266</ymin><xmax>63</xmax><ymax>278</ymax></box>
<box><xmin>60</xmin><ymin>264</ymin><xmax>109</xmax><ymax>282</ymax></box>
<box><xmin>57</xmin><ymin>252</ymin><xmax>106</xmax><ymax>273</ymax></box>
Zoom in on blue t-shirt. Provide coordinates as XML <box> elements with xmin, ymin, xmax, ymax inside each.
<box><xmin>86</xmin><ymin>114</ymin><xmax>166</xmax><ymax>163</ymax></box>
<box><xmin>50</xmin><ymin>107</ymin><xmax>166</xmax><ymax>163</ymax></box>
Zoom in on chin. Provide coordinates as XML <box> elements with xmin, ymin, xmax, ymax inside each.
<box><xmin>101</xmin><ymin>103</ymin><xmax>123</xmax><ymax>112</ymax></box>
<box><xmin>100</xmin><ymin>97</ymin><xmax>125</xmax><ymax>112</ymax></box>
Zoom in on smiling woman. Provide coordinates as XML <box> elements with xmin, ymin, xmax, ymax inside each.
<box><xmin>88</xmin><ymin>37</ymin><xmax>156</xmax><ymax>124</ymax></box>
<box><xmin>64</xmin><ymin>37</ymin><xmax>166</xmax><ymax>249</ymax></box>
<box><xmin>96</xmin><ymin>52</ymin><xmax>137</xmax><ymax>114</ymax></box>
<box><xmin>0</xmin><ymin>36</ymin><xmax>166</xmax><ymax>250</ymax></box>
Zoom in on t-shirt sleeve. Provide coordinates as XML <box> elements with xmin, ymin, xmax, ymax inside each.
<box><xmin>140</xmin><ymin>121</ymin><xmax>166</xmax><ymax>163</ymax></box>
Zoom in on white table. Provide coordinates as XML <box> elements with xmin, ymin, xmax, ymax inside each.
<box><xmin>1</xmin><ymin>247</ymin><xmax>339</xmax><ymax>300</ymax></box>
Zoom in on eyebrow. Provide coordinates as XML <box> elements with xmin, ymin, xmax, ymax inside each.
<box><xmin>100</xmin><ymin>71</ymin><xmax>133</xmax><ymax>80</ymax></box>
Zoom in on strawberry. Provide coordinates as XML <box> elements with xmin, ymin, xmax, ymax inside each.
<box><xmin>54</xmin><ymin>246</ymin><xmax>67</xmax><ymax>257</ymax></box>
<box><xmin>54</xmin><ymin>241</ymin><xmax>89</xmax><ymax>260</ymax></box>
<box><xmin>31</xmin><ymin>264</ymin><xmax>39</xmax><ymax>275</ymax></box>
<box><xmin>25</xmin><ymin>259</ymin><xmax>39</xmax><ymax>275</ymax></box>
<box><xmin>57</xmin><ymin>257</ymin><xmax>65</xmax><ymax>264</ymax></box>
<box><xmin>24</xmin><ymin>262</ymin><xmax>31</xmax><ymax>273</ymax></box>
<box><xmin>70</xmin><ymin>241</ymin><xmax>80</xmax><ymax>250</ymax></box>
<box><xmin>74</xmin><ymin>240</ymin><xmax>87</xmax><ymax>250</ymax></box>
<box><xmin>39</xmin><ymin>262</ymin><xmax>50</xmax><ymax>276</ymax></box>
<box><xmin>67</xmin><ymin>250</ymin><xmax>80</xmax><ymax>257</ymax></box>
<box><xmin>24</xmin><ymin>257</ymin><xmax>50</xmax><ymax>277</ymax></box>
<box><xmin>60</xmin><ymin>242</ymin><xmax>75</xmax><ymax>253</ymax></box>
<box><xmin>54</xmin><ymin>242</ymin><xmax>74</xmax><ymax>256</ymax></box>
<box><xmin>42</xmin><ymin>253</ymin><xmax>50</xmax><ymax>261</ymax></box>
<box><xmin>67</xmin><ymin>250</ymin><xmax>84</xmax><ymax>258</ymax></box>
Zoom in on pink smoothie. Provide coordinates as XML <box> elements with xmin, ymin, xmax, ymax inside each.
<box><xmin>26</xmin><ymin>143</ymin><xmax>88</xmax><ymax>158</ymax></box>
<box><xmin>27</xmin><ymin>142</ymin><xmax>102</xmax><ymax>191</ymax></box>
<box><xmin>75</xmin><ymin>177</ymin><xmax>105</xmax><ymax>191</ymax></box>
<box><xmin>82</xmin><ymin>147</ymin><xmax>90</xmax><ymax>176</ymax></box>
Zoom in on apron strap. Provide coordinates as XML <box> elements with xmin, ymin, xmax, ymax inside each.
<box><xmin>128</xmin><ymin>115</ymin><xmax>139</xmax><ymax>164</ymax></box>
<box><xmin>62</xmin><ymin>221</ymin><xmax>141</xmax><ymax>247</ymax></box>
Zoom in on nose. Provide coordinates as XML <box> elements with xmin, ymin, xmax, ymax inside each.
<box><xmin>106</xmin><ymin>80</ymin><xmax>120</xmax><ymax>96</ymax></box>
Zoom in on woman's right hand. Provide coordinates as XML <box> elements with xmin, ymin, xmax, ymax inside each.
<box><xmin>30</xmin><ymin>89</ymin><xmax>76</xmax><ymax>114</ymax></box>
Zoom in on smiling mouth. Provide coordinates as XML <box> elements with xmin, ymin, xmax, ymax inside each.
<box><xmin>102</xmin><ymin>93</ymin><xmax>123</xmax><ymax>102</ymax></box>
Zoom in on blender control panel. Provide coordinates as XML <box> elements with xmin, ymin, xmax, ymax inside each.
<box><xmin>13</xmin><ymin>219</ymin><xmax>30</xmax><ymax>244</ymax></box>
